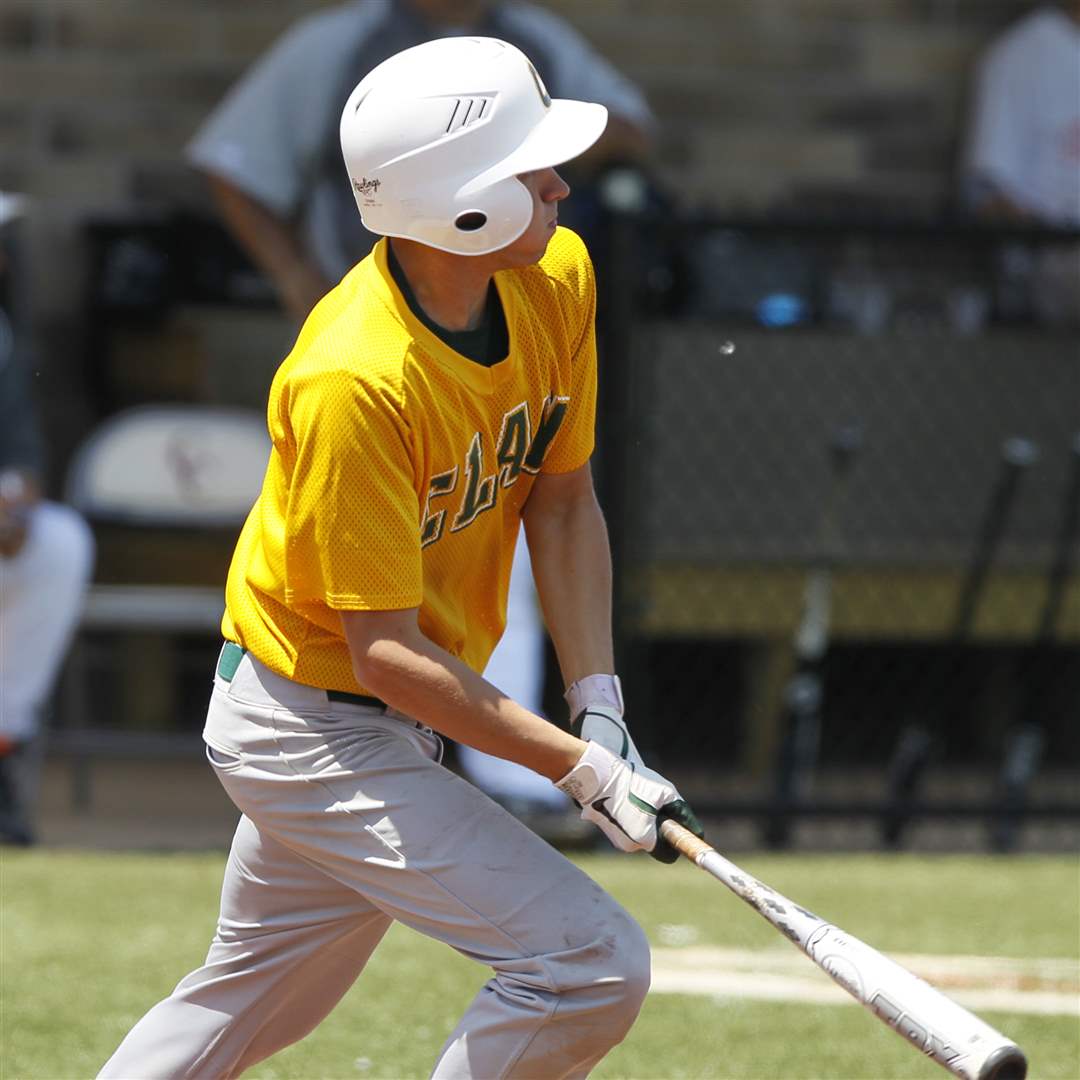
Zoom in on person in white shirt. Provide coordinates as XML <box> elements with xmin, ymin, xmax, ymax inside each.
<box><xmin>962</xmin><ymin>2</ymin><xmax>1080</xmax><ymax>324</ymax></box>
<box><xmin>0</xmin><ymin>195</ymin><xmax>94</xmax><ymax>845</ymax></box>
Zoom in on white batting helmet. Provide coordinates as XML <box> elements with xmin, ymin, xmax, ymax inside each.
<box><xmin>339</xmin><ymin>37</ymin><xmax>608</xmax><ymax>256</ymax></box>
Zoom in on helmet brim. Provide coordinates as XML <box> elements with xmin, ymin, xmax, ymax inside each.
<box><xmin>459</xmin><ymin>99</ymin><xmax>609</xmax><ymax>195</ymax></box>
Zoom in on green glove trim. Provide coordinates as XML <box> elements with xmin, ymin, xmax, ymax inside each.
<box><xmin>651</xmin><ymin>800</ymin><xmax>706</xmax><ymax>864</ymax></box>
<box><xmin>628</xmin><ymin>791</ymin><xmax>659</xmax><ymax>815</ymax></box>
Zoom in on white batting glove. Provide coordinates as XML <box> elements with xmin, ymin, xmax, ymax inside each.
<box><xmin>565</xmin><ymin>674</ymin><xmax>646</xmax><ymax>771</ymax></box>
<box><xmin>555</xmin><ymin>741</ymin><xmax>695</xmax><ymax>860</ymax></box>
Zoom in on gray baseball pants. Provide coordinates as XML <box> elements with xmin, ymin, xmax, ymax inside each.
<box><xmin>98</xmin><ymin>649</ymin><xmax>650</xmax><ymax>1079</ymax></box>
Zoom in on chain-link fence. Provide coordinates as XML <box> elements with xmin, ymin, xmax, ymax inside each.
<box><xmin>47</xmin><ymin>208</ymin><xmax>1080</xmax><ymax>852</ymax></box>
<box><xmin>596</xmin><ymin>211</ymin><xmax>1080</xmax><ymax>850</ymax></box>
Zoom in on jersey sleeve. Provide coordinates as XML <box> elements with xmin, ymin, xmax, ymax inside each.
<box><xmin>281</xmin><ymin>367</ymin><xmax>423</xmax><ymax>611</ymax></box>
<box><xmin>539</xmin><ymin>235</ymin><xmax>598</xmax><ymax>475</ymax></box>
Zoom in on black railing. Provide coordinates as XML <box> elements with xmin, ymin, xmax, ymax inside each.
<box><xmin>595</xmin><ymin>198</ymin><xmax>1080</xmax><ymax>849</ymax></box>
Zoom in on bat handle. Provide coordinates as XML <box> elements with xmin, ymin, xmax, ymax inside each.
<box><xmin>660</xmin><ymin>819</ymin><xmax>715</xmax><ymax>863</ymax></box>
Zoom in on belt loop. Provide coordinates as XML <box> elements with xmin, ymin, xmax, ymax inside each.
<box><xmin>218</xmin><ymin>641</ymin><xmax>245</xmax><ymax>682</ymax></box>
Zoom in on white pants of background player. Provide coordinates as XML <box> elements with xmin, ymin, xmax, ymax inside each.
<box><xmin>0</xmin><ymin>502</ymin><xmax>94</xmax><ymax>742</ymax></box>
<box><xmin>458</xmin><ymin>533</ymin><xmax>571</xmax><ymax>811</ymax></box>
<box><xmin>98</xmin><ymin>650</ymin><xmax>650</xmax><ymax>1080</ymax></box>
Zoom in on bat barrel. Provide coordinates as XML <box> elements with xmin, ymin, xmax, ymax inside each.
<box><xmin>660</xmin><ymin>820</ymin><xmax>1029</xmax><ymax>1080</ymax></box>
<box><xmin>978</xmin><ymin>1044</ymin><xmax>1028</xmax><ymax>1080</ymax></box>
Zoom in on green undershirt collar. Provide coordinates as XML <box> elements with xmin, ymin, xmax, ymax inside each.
<box><xmin>386</xmin><ymin>241</ymin><xmax>509</xmax><ymax>367</ymax></box>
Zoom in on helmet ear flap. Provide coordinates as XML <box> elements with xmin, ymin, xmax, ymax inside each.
<box><xmin>440</xmin><ymin>174</ymin><xmax>534</xmax><ymax>255</ymax></box>
<box><xmin>454</xmin><ymin>211</ymin><xmax>488</xmax><ymax>232</ymax></box>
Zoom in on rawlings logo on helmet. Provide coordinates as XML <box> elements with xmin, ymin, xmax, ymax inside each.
<box><xmin>353</xmin><ymin>177</ymin><xmax>381</xmax><ymax>196</ymax></box>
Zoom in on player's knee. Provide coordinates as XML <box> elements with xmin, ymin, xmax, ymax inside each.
<box><xmin>605</xmin><ymin>916</ymin><xmax>651</xmax><ymax>1017</ymax></box>
<box><xmin>585</xmin><ymin>902</ymin><xmax>651</xmax><ymax>993</ymax></box>
<box><xmin>562</xmin><ymin>911</ymin><xmax>650</xmax><ymax>1034</ymax></box>
<box><xmin>520</xmin><ymin>904</ymin><xmax>650</xmax><ymax>1022</ymax></box>
<box><xmin>33</xmin><ymin>503</ymin><xmax>95</xmax><ymax>584</ymax></box>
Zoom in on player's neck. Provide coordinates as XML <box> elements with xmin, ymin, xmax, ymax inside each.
<box><xmin>389</xmin><ymin>238</ymin><xmax>497</xmax><ymax>332</ymax></box>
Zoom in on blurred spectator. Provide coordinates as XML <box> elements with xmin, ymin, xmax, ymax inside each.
<box><xmin>187</xmin><ymin>0</ymin><xmax>655</xmax><ymax>323</ymax></box>
<box><xmin>0</xmin><ymin>194</ymin><xmax>94</xmax><ymax>845</ymax></box>
<box><xmin>186</xmin><ymin>0</ymin><xmax>655</xmax><ymax>834</ymax></box>
<box><xmin>962</xmin><ymin>1</ymin><xmax>1080</xmax><ymax>325</ymax></box>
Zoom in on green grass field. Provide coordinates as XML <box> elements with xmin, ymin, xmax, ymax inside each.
<box><xmin>2</xmin><ymin>848</ymin><xmax>1077</xmax><ymax>1079</ymax></box>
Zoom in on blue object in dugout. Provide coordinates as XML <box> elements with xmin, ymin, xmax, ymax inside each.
<box><xmin>755</xmin><ymin>292</ymin><xmax>809</xmax><ymax>328</ymax></box>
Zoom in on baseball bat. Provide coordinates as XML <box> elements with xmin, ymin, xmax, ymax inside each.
<box><xmin>882</xmin><ymin>436</ymin><xmax>1039</xmax><ymax>847</ymax></box>
<box><xmin>991</xmin><ymin>432</ymin><xmax>1080</xmax><ymax>850</ymax></box>
<box><xmin>659</xmin><ymin>819</ymin><xmax>1028</xmax><ymax>1080</ymax></box>
<box><xmin>766</xmin><ymin>422</ymin><xmax>864</xmax><ymax>849</ymax></box>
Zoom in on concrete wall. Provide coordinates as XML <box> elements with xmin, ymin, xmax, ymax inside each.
<box><xmin>0</xmin><ymin>0</ymin><xmax>1037</xmax><ymax>475</ymax></box>
<box><xmin>548</xmin><ymin>0</ymin><xmax>1030</xmax><ymax>209</ymax></box>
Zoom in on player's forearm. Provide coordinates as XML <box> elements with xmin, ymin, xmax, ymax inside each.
<box><xmin>572</xmin><ymin>116</ymin><xmax>651</xmax><ymax>171</ymax></box>
<box><xmin>341</xmin><ymin>610</ymin><xmax>584</xmax><ymax>781</ymax></box>
<box><xmin>204</xmin><ymin>174</ymin><xmax>331</xmax><ymax>321</ymax></box>
<box><xmin>524</xmin><ymin>489</ymin><xmax>615</xmax><ymax>688</ymax></box>
<box><xmin>975</xmin><ymin>190</ymin><xmax>1037</xmax><ymax>223</ymax></box>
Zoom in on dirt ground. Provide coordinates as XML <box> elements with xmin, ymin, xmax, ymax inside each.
<box><xmin>649</xmin><ymin>945</ymin><xmax>1079</xmax><ymax>1017</ymax></box>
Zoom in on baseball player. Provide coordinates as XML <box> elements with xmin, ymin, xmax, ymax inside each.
<box><xmin>99</xmin><ymin>37</ymin><xmax>701</xmax><ymax>1080</ymax></box>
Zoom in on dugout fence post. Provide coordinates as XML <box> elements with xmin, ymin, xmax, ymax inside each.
<box><xmin>597</xmin><ymin>207</ymin><xmax>1080</xmax><ymax>844</ymax></box>
<box><xmin>594</xmin><ymin>196</ymin><xmax>658</xmax><ymax>758</ymax></box>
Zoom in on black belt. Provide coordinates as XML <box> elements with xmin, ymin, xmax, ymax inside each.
<box><xmin>218</xmin><ymin>642</ymin><xmax>386</xmax><ymax>711</ymax></box>
<box><xmin>326</xmin><ymin>689</ymin><xmax>387</xmax><ymax>710</ymax></box>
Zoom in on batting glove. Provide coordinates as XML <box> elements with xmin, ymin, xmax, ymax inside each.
<box><xmin>565</xmin><ymin>674</ymin><xmax>646</xmax><ymax>771</ymax></box>
<box><xmin>555</xmin><ymin>741</ymin><xmax>704</xmax><ymax>862</ymax></box>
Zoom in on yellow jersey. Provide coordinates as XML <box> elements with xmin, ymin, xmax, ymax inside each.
<box><xmin>222</xmin><ymin>227</ymin><xmax>598</xmax><ymax>694</ymax></box>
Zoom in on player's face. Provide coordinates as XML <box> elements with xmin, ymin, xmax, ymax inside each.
<box><xmin>498</xmin><ymin>167</ymin><xmax>570</xmax><ymax>267</ymax></box>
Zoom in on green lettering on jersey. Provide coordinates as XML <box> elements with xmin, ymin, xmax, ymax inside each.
<box><xmin>420</xmin><ymin>466</ymin><xmax>458</xmax><ymax>547</ymax></box>
<box><xmin>451</xmin><ymin>432</ymin><xmax>498</xmax><ymax>532</ymax></box>
<box><xmin>522</xmin><ymin>395</ymin><xmax>569</xmax><ymax>473</ymax></box>
<box><xmin>495</xmin><ymin>401</ymin><xmax>531</xmax><ymax>488</ymax></box>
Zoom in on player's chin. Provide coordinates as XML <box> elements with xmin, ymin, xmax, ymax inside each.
<box><xmin>504</xmin><ymin>228</ymin><xmax>554</xmax><ymax>267</ymax></box>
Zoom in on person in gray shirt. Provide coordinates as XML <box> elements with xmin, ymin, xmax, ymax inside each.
<box><xmin>187</xmin><ymin>0</ymin><xmax>655</xmax><ymax>321</ymax></box>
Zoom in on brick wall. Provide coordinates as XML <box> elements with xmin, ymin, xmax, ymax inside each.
<box><xmin>0</xmin><ymin>0</ymin><xmax>1037</xmax><ymax>472</ymax></box>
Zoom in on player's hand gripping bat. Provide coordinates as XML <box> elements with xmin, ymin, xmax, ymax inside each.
<box><xmin>660</xmin><ymin>820</ymin><xmax>1028</xmax><ymax>1080</ymax></box>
